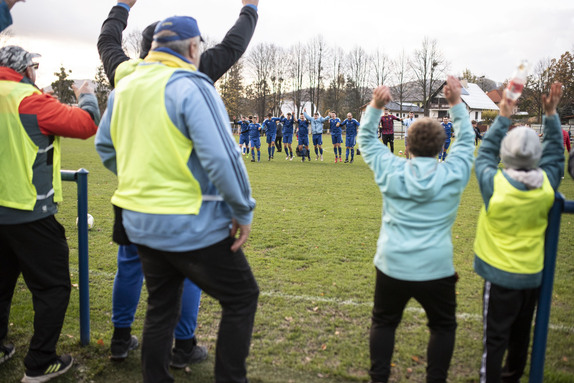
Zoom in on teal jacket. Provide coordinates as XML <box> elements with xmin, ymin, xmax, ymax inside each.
<box><xmin>358</xmin><ymin>103</ymin><xmax>474</xmax><ymax>281</ymax></box>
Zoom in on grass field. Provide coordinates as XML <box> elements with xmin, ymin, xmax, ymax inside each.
<box><xmin>1</xmin><ymin>135</ymin><xmax>573</xmax><ymax>383</ymax></box>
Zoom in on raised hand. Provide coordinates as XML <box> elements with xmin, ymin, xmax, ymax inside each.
<box><xmin>370</xmin><ymin>86</ymin><xmax>392</xmax><ymax>110</ymax></box>
<box><xmin>443</xmin><ymin>75</ymin><xmax>462</xmax><ymax>107</ymax></box>
<box><xmin>542</xmin><ymin>82</ymin><xmax>563</xmax><ymax>116</ymax></box>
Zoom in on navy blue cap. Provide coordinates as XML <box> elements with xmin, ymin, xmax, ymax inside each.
<box><xmin>153</xmin><ymin>16</ymin><xmax>203</xmax><ymax>43</ymax></box>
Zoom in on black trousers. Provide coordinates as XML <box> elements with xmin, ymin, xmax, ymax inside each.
<box><xmin>0</xmin><ymin>216</ymin><xmax>71</xmax><ymax>370</ymax></box>
<box><xmin>275</xmin><ymin>135</ymin><xmax>282</xmax><ymax>151</ymax></box>
<box><xmin>137</xmin><ymin>237</ymin><xmax>259</xmax><ymax>383</ymax></box>
<box><xmin>370</xmin><ymin>269</ymin><xmax>457</xmax><ymax>383</ymax></box>
<box><xmin>382</xmin><ymin>134</ymin><xmax>394</xmax><ymax>153</ymax></box>
<box><xmin>480</xmin><ymin>281</ymin><xmax>538</xmax><ymax>383</ymax></box>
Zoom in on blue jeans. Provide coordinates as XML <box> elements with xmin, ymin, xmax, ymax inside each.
<box><xmin>112</xmin><ymin>244</ymin><xmax>201</xmax><ymax>340</ymax></box>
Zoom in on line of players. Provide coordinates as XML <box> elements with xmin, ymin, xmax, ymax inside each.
<box><xmin>234</xmin><ymin>110</ymin><xmax>361</xmax><ymax>163</ymax></box>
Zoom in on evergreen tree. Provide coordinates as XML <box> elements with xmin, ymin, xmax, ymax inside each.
<box><xmin>94</xmin><ymin>64</ymin><xmax>111</xmax><ymax>113</ymax></box>
<box><xmin>219</xmin><ymin>61</ymin><xmax>244</xmax><ymax>119</ymax></box>
<box><xmin>51</xmin><ymin>66</ymin><xmax>75</xmax><ymax>104</ymax></box>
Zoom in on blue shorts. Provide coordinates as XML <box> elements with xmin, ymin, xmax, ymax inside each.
<box><xmin>331</xmin><ymin>133</ymin><xmax>343</xmax><ymax>145</ymax></box>
<box><xmin>283</xmin><ymin>133</ymin><xmax>293</xmax><ymax>144</ymax></box>
<box><xmin>266</xmin><ymin>132</ymin><xmax>276</xmax><ymax>144</ymax></box>
<box><xmin>346</xmin><ymin>135</ymin><xmax>356</xmax><ymax>148</ymax></box>
<box><xmin>250</xmin><ymin>137</ymin><xmax>261</xmax><ymax>148</ymax></box>
<box><xmin>239</xmin><ymin>133</ymin><xmax>249</xmax><ymax>146</ymax></box>
<box><xmin>312</xmin><ymin>134</ymin><xmax>323</xmax><ymax>146</ymax></box>
<box><xmin>298</xmin><ymin>135</ymin><xmax>309</xmax><ymax>147</ymax></box>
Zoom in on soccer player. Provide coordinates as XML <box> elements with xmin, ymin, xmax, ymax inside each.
<box><xmin>379</xmin><ymin>108</ymin><xmax>402</xmax><ymax>153</ymax></box>
<box><xmin>402</xmin><ymin>112</ymin><xmax>416</xmax><ymax>159</ymax></box>
<box><xmin>296</xmin><ymin>113</ymin><xmax>311</xmax><ymax>162</ymax></box>
<box><xmin>262</xmin><ymin>113</ymin><xmax>281</xmax><ymax>160</ymax></box>
<box><xmin>439</xmin><ymin>116</ymin><xmax>453</xmax><ymax>161</ymax></box>
<box><xmin>329</xmin><ymin>111</ymin><xmax>343</xmax><ymax>162</ymax></box>
<box><xmin>340</xmin><ymin>112</ymin><xmax>360</xmax><ymax>163</ymax></box>
<box><xmin>248</xmin><ymin>115</ymin><xmax>262</xmax><ymax>162</ymax></box>
<box><xmin>303</xmin><ymin>108</ymin><xmax>330</xmax><ymax>161</ymax></box>
<box><xmin>280</xmin><ymin>112</ymin><xmax>295</xmax><ymax>160</ymax></box>
<box><xmin>235</xmin><ymin>115</ymin><xmax>251</xmax><ymax>155</ymax></box>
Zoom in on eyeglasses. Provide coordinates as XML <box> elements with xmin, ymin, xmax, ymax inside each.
<box><xmin>30</xmin><ymin>63</ymin><xmax>39</xmax><ymax>70</ymax></box>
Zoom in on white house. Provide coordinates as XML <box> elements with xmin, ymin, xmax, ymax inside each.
<box><xmin>428</xmin><ymin>80</ymin><xmax>499</xmax><ymax>121</ymax></box>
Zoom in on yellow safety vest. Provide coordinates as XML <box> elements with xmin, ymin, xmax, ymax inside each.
<box><xmin>0</xmin><ymin>80</ymin><xmax>62</xmax><ymax>210</ymax></box>
<box><xmin>110</xmin><ymin>62</ymin><xmax>202</xmax><ymax>214</ymax></box>
<box><xmin>474</xmin><ymin>170</ymin><xmax>554</xmax><ymax>275</ymax></box>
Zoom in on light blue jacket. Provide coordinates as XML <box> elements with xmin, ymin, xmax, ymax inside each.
<box><xmin>358</xmin><ymin>103</ymin><xmax>474</xmax><ymax>281</ymax></box>
<box><xmin>304</xmin><ymin>111</ymin><xmax>329</xmax><ymax>135</ymax></box>
<box><xmin>96</xmin><ymin>58</ymin><xmax>256</xmax><ymax>252</ymax></box>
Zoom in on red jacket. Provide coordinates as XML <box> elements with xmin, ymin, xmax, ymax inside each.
<box><xmin>0</xmin><ymin>67</ymin><xmax>97</xmax><ymax>139</ymax></box>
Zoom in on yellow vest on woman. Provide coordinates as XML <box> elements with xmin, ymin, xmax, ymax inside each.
<box><xmin>474</xmin><ymin>170</ymin><xmax>554</xmax><ymax>275</ymax></box>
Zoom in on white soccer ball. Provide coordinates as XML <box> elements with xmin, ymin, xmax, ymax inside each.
<box><xmin>399</xmin><ymin>150</ymin><xmax>403</xmax><ymax>155</ymax></box>
<box><xmin>76</xmin><ymin>214</ymin><xmax>94</xmax><ymax>230</ymax></box>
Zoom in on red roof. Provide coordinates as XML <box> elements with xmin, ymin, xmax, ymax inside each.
<box><xmin>487</xmin><ymin>89</ymin><xmax>503</xmax><ymax>104</ymax></box>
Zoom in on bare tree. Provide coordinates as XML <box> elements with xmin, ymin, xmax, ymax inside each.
<box><xmin>122</xmin><ymin>28</ymin><xmax>142</xmax><ymax>58</ymax></box>
<box><xmin>307</xmin><ymin>35</ymin><xmax>327</xmax><ymax>114</ymax></box>
<box><xmin>371</xmin><ymin>48</ymin><xmax>392</xmax><ymax>87</ymax></box>
<box><xmin>287</xmin><ymin>42</ymin><xmax>307</xmax><ymax>116</ymax></box>
<box><xmin>409</xmin><ymin>37</ymin><xmax>448</xmax><ymax>116</ymax></box>
<box><xmin>324</xmin><ymin>46</ymin><xmax>346</xmax><ymax>115</ymax></box>
<box><xmin>246</xmin><ymin>42</ymin><xmax>276</xmax><ymax>117</ymax></box>
<box><xmin>269</xmin><ymin>46</ymin><xmax>286</xmax><ymax>116</ymax></box>
<box><xmin>392</xmin><ymin>49</ymin><xmax>413</xmax><ymax>116</ymax></box>
<box><xmin>346</xmin><ymin>45</ymin><xmax>370</xmax><ymax>115</ymax></box>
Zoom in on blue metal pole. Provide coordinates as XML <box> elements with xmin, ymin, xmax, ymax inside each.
<box><xmin>60</xmin><ymin>169</ymin><xmax>91</xmax><ymax>346</ymax></box>
<box><xmin>76</xmin><ymin>169</ymin><xmax>90</xmax><ymax>346</ymax></box>
<box><xmin>529</xmin><ymin>193</ymin><xmax>565</xmax><ymax>382</ymax></box>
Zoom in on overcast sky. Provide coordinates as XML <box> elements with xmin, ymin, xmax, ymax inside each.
<box><xmin>4</xmin><ymin>0</ymin><xmax>574</xmax><ymax>89</ymax></box>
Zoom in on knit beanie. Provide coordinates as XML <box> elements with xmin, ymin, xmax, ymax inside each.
<box><xmin>500</xmin><ymin>126</ymin><xmax>542</xmax><ymax>170</ymax></box>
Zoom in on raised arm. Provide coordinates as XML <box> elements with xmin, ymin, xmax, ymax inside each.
<box><xmin>538</xmin><ymin>82</ymin><xmax>565</xmax><ymax>189</ymax></box>
<box><xmin>475</xmin><ymin>89</ymin><xmax>517</xmax><ymax>205</ymax></box>
<box><xmin>199</xmin><ymin>1</ymin><xmax>258</xmax><ymax>82</ymax></box>
<box><xmin>97</xmin><ymin>1</ymin><xmax>137</xmax><ymax>87</ymax></box>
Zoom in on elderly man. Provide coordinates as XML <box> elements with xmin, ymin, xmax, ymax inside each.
<box><xmin>96</xmin><ymin>16</ymin><xmax>259</xmax><ymax>383</ymax></box>
<box><xmin>98</xmin><ymin>0</ymin><xmax>259</xmax><ymax>366</ymax></box>
<box><xmin>0</xmin><ymin>45</ymin><xmax>99</xmax><ymax>382</ymax></box>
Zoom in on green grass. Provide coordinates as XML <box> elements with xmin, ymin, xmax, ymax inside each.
<box><xmin>1</xmin><ymin>136</ymin><xmax>573</xmax><ymax>383</ymax></box>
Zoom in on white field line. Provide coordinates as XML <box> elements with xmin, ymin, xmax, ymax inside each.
<box><xmin>70</xmin><ymin>267</ymin><xmax>574</xmax><ymax>334</ymax></box>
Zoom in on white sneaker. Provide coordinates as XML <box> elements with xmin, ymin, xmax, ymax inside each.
<box><xmin>289</xmin><ymin>157</ymin><xmax>293</xmax><ymax>161</ymax></box>
<box><xmin>316</xmin><ymin>155</ymin><xmax>319</xmax><ymax>161</ymax></box>
<box><xmin>320</xmin><ymin>155</ymin><xmax>323</xmax><ymax>161</ymax></box>
<box><xmin>286</xmin><ymin>156</ymin><xmax>289</xmax><ymax>160</ymax></box>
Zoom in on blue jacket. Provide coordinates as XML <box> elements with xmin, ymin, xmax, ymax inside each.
<box><xmin>0</xmin><ymin>1</ymin><xmax>12</xmax><ymax>32</ymax></box>
<box><xmin>358</xmin><ymin>103</ymin><xmax>474</xmax><ymax>281</ymax></box>
<box><xmin>304</xmin><ymin>111</ymin><xmax>329</xmax><ymax>135</ymax></box>
<box><xmin>96</xmin><ymin>54</ymin><xmax>255</xmax><ymax>252</ymax></box>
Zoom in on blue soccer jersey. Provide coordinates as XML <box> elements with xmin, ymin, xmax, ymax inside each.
<box><xmin>341</xmin><ymin>118</ymin><xmax>360</xmax><ymax>136</ymax></box>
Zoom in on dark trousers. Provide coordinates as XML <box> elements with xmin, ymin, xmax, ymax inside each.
<box><xmin>481</xmin><ymin>281</ymin><xmax>538</xmax><ymax>383</ymax></box>
<box><xmin>382</xmin><ymin>134</ymin><xmax>394</xmax><ymax>153</ymax></box>
<box><xmin>137</xmin><ymin>237</ymin><xmax>259</xmax><ymax>383</ymax></box>
<box><xmin>370</xmin><ymin>269</ymin><xmax>457</xmax><ymax>383</ymax></box>
<box><xmin>275</xmin><ymin>135</ymin><xmax>282</xmax><ymax>152</ymax></box>
<box><xmin>0</xmin><ymin>216</ymin><xmax>71</xmax><ymax>370</ymax></box>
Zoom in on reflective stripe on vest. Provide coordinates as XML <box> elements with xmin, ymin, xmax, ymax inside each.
<box><xmin>110</xmin><ymin>63</ymin><xmax>203</xmax><ymax>215</ymax></box>
<box><xmin>0</xmin><ymin>80</ymin><xmax>61</xmax><ymax>210</ymax></box>
<box><xmin>474</xmin><ymin>170</ymin><xmax>555</xmax><ymax>275</ymax></box>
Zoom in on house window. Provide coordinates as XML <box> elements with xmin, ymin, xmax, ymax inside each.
<box><xmin>475</xmin><ymin>111</ymin><xmax>479</xmax><ymax>120</ymax></box>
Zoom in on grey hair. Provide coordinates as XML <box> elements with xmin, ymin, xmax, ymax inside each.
<box><xmin>151</xmin><ymin>31</ymin><xmax>194</xmax><ymax>57</ymax></box>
